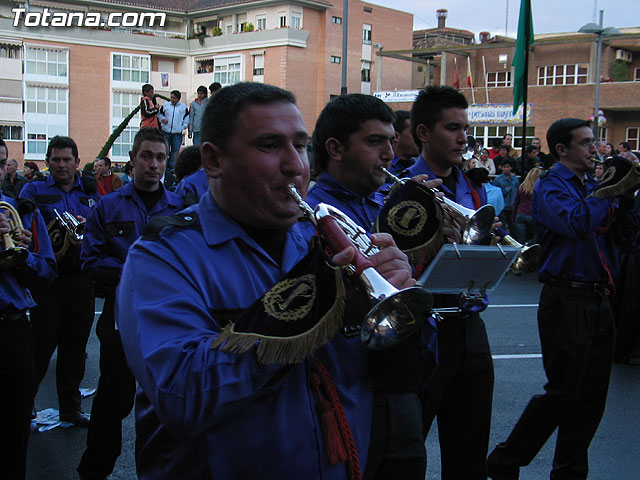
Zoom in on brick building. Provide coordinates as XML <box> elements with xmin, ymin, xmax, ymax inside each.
<box><xmin>0</xmin><ymin>0</ymin><xmax>413</xmax><ymax>166</ymax></box>
<box><xmin>386</xmin><ymin>9</ymin><xmax>640</xmax><ymax>153</ymax></box>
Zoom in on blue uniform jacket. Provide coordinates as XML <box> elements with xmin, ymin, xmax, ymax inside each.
<box><xmin>308</xmin><ymin>172</ymin><xmax>384</xmax><ymax>234</ymax></box>
<box><xmin>116</xmin><ymin>192</ymin><xmax>373</xmax><ymax>479</ymax></box>
<box><xmin>80</xmin><ymin>181</ymin><xmax>183</xmax><ymax>291</ymax></box>
<box><xmin>174</xmin><ymin>168</ymin><xmax>209</xmax><ymax>205</ymax></box>
<box><xmin>20</xmin><ymin>174</ymin><xmax>99</xmax><ymax>270</ymax></box>
<box><xmin>532</xmin><ymin>162</ymin><xmax>614</xmax><ymax>283</ymax></box>
<box><xmin>307</xmin><ymin>172</ymin><xmax>438</xmax><ymax>393</ymax></box>
<box><xmin>407</xmin><ymin>155</ymin><xmax>487</xmax><ymax>209</ymax></box>
<box><xmin>0</xmin><ymin>193</ymin><xmax>56</xmax><ymax>311</ymax></box>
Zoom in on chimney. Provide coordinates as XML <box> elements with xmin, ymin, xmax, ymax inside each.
<box><xmin>436</xmin><ymin>9</ymin><xmax>448</xmax><ymax>29</ymax></box>
<box><xmin>479</xmin><ymin>31</ymin><xmax>490</xmax><ymax>43</ymax></box>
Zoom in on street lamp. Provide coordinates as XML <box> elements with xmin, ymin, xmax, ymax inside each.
<box><xmin>579</xmin><ymin>10</ymin><xmax>621</xmax><ymax>140</ymax></box>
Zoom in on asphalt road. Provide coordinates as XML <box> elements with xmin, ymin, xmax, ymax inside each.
<box><xmin>27</xmin><ymin>270</ymin><xmax>640</xmax><ymax>479</ymax></box>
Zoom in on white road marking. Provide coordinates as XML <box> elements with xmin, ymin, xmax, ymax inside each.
<box><xmin>493</xmin><ymin>354</ymin><xmax>542</xmax><ymax>359</ymax></box>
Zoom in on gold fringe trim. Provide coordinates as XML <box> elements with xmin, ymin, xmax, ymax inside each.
<box><xmin>211</xmin><ymin>266</ymin><xmax>346</xmax><ymax>365</ymax></box>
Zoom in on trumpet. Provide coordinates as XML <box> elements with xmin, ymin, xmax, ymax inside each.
<box><xmin>0</xmin><ymin>201</ymin><xmax>29</xmax><ymax>270</ymax></box>
<box><xmin>382</xmin><ymin>168</ymin><xmax>495</xmax><ymax>245</ymax></box>
<box><xmin>54</xmin><ymin>209</ymin><xmax>85</xmax><ymax>241</ymax></box>
<box><xmin>288</xmin><ymin>184</ymin><xmax>433</xmax><ymax>349</ymax></box>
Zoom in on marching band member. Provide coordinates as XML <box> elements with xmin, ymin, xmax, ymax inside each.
<box><xmin>0</xmin><ymin>138</ymin><xmax>56</xmax><ymax>478</ymax></box>
<box><xmin>307</xmin><ymin>94</ymin><xmax>438</xmax><ymax>480</ymax></box>
<box><xmin>77</xmin><ymin>128</ymin><xmax>183</xmax><ymax>480</ymax></box>
<box><xmin>116</xmin><ymin>82</ymin><xmax>414</xmax><ymax>479</ymax></box>
<box><xmin>406</xmin><ymin>86</ymin><xmax>495</xmax><ymax>479</ymax></box>
<box><xmin>20</xmin><ymin>136</ymin><xmax>100</xmax><ymax>426</ymax></box>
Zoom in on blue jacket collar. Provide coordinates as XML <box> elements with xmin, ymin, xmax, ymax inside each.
<box><xmin>315</xmin><ymin>171</ymin><xmax>384</xmax><ymax>208</ymax></box>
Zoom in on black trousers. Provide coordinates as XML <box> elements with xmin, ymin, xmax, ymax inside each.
<box><xmin>30</xmin><ymin>271</ymin><xmax>95</xmax><ymax>414</ymax></box>
<box><xmin>77</xmin><ymin>296</ymin><xmax>136</xmax><ymax>479</ymax></box>
<box><xmin>364</xmin><ymin>392</ymin><xmax>426</xmax><ymax>480</ymax></box>
<box><xmin>420</xmin><ymin>313</ymin><xmax>494</xmax><ymax>480</ymax></box>
<box><xmin>0</xmin><ymin>312</ymin><xmax>36</xmax><ymax>479</ymax></box>
<box><xmin>488</xmin><ymin>284</ymin><xmax>614</xmax><ymax>479</ymax></box>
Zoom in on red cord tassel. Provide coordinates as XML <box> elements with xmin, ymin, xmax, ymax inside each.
<box><xmin>315</xmin><ymin>397</ymin><xmax>348</xmax><ymax>464</ymax></box>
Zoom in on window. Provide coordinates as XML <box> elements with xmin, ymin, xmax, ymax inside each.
<box><xmin>468</xmin><ymin>126</ymin><xmax>536</xmax><ymax>151</ymax></box>
<box><xmin>513</xmin><ymin>126</ymin><xmax>536</xmax><ymax>148</ymax></box>
<box><xmin>626</xmin><ymin>127</ymin><xmax>640</xmax><ymax>151</ymax></box>
<box><xmin>214</xmin><ymin>55</ymin><xmax>242</xmax><ymax>86</ymax></box>
<box><xmin>26</xmin><ymin>132</ymin><xmax>48</xmax><ymax>155</ymax></box>
<box><xmin>291</xmin><ymin>14</ymin><xmax>301</xmax><ymax>29</ymax></box>
<box><xmin>25</xmin><ymin>47</ymin><xmax>67</xmax><ymax>77</ymax></box>
<box><xmin>226</xmin><ymin>23</ymin><xmax>233</xmax><ymax>34</ymax></box>
<box><xmin>487</xmin><ymin>71</ymin><xmax>511</xmax><ymax>87</ymax></box>
<box><xmin>635</xmin><ymin>67</ymin><xmax>640</xmax><ymax>81</ymax></box>
<box><xmin>363</xmin><ymin>24</ymin><xmax>372</xmax><ymax>44</ymax></box>
<box><xmin>331</xmin><ymin>56</ymin><xmax>341</xmax><ymax>64</ymax></box>
<box><xmin>537</xmin><ymin>64</ymin><xmax>588</xmax><ymax>86</ymax></box>
<box><xmin>279</xmin><ymin>13</ymin><xmax>287</xmax><ymax>28</ymax></box>
<box><xmin>25</xmin><ymin>86</ymin><xmax>67</xmax><ymax>115</ymax></box>
<box><xmin>110</xmin><ymin>126</ymin><xmax>137</xmax><ymax>158</ymax></box>
<box><xmin>0</xmin><ymin>125</ymin><xmax>23</xmax><ymax>141</ymax></box>
<box><xmin>256</xmin><ymin>16</ymin><xmax>266</xmax><ymax>31</ymax></box>
<box><xmin>112</xmin><ymin>92</ymin><xmax>141</xmax><ymax>121</ymax></box>
<box><xmin>0</xmin><ymin>44</ymin><xmax>21</xmax><ymax>59</ymax></box>
<box><xmin>599</xmin><ymin>127</ymin><xmax>608</xmax><ymax>143</ymax></box>
<box><xmin>112</xmin><ymin>53</ymin><xmax>150</xmax><ymax>83</ymax></box>
<box><xmin>332</xmin><ymin>16</ymin><xmax>342</xmax><ymax>24</ymax></box>
<box><xmin>361</xmin><ymin>61</ymin><xmax>371</xmax><ymax>82</ymax></box>
<box><xmin>253</xmin><ymin>54</ymin><xmax>264</xmax><ymax>77</ymax></box>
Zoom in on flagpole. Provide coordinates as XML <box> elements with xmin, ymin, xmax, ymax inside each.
<box><xmin>467</xmin><ymin>56</ymin><xmax>476</xmax><ymax>104</ymax></box>
<box><xmin>482</xmin><ymin>56</ymin><xmax>490</xmax><ymax>103</ymax></box>
<box><xmin>520</xmin><ymin>0</ymin><xmax>531</xmax><ymax>157</ymax></box>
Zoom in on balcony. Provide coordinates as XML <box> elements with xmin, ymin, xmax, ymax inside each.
<box><xmin>0</xmin><ymin>57</ymin><xmax>22</xmax><ymax>81</ymax></box>
<box><xmin>189</xmin><ymin>27</ymin><xmax>309</xmax><ymax>53</ymax></box>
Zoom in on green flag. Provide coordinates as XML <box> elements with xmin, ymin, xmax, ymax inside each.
<box><xmin>512</xmin><ymin>0</ymin><xmax>533</xmax><ymax>114</ymax></box>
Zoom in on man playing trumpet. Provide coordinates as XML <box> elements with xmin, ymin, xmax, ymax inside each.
<box><xmin>1</xmin><ymin>137</ymin><xmax>56</xmax><ymax>478</ymax></box>
<box><xmin>20</xmin><ymin>136</ymin><xmax>100</xmax><ymax>426</ymax></box>
<box><xmin>116</xmin><ymin>82</ymin><xmax>414</xmax><ymax>479</ymax></box>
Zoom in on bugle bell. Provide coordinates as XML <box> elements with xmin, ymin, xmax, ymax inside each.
<box><xmin>0</xmin><ymin>201</ymin><xmax>29</xmax><ymax>270</ymax></box>
<box><xmin>54</xmin><ymin>209</ymin><xmax>85</xmax><ymax>241</ymax></box>
<box><xmin>382</xmin><ymin>168</ymin><xmax>495</xmax><ymax>245</ymax></box>
<box><xmin>288</xmin><ymin>184</ymin><xmax>433</xmax><ymax>349</ymax></box>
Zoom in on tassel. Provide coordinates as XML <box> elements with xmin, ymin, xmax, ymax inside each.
<box><xmin>315</xmin><ymin>398</ymin><xmax>347</xmax><ymax>464</ymax></box>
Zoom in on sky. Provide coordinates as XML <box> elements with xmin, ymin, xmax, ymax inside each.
<box><xmin>371</xmin><ymin>0</ymin><xmax>640</xmax><ymax>38</ymax></box>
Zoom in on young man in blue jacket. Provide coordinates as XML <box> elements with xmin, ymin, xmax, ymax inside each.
<box><xmin>77</xmin><ymin>128</ymin><xmax>183</xmax><ymax>480</ymax></box>
<box><xmin>158</xmin><ymin>89</ymin><xmax>189</xmax><ymax>171</ymax></box>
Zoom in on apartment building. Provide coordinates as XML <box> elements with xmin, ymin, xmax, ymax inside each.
<box><xmin>0</xmin><ymin>0</ymin><xmax>413</xmax><ymax>166</ymax></box>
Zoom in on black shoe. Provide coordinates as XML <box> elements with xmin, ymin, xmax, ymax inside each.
<box><xmin>59</xmin><ymin>410</ymin><xmax>91</xmax><ymax>427</ymax></box>
<box><xmin>486</xmin><ymin>447</ymin><xmax>520</xmax><ymax>480</ymax></box>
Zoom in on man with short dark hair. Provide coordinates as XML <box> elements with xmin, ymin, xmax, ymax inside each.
<box><xmin>116</xmin><ymin>82</ymin><xmax>414</xmax><ymax>478</ymax></box>
<box><xmin>188</xmin><ymin>86</ymin><xmax>208</xmax><ymax>145</ymax></box>
<box><xmin>20</xmin><ymin>136</ymin><xmax>100</xmax><ymax>426</ymax></box>
<box><xmin>390</xmin><ymin>110</ymin><xmax>420</xmax><ymax>174</ymax></box>
<box><xmin>308</xmin><ymin>94</ymin><xmax>438</xmax><ymax>479</ymax></box>
<box><xmin>77</xmin><ymin>128</ymin><xmax>183</xmax><ymax>480</ymax></box>
<box><xmin>487</xmin><ymin>118</ymin><xmax>618</xmax><ymax>479</ymax></box>
<box><xmin>517</xmin><ymin>145</ymin><xmax>542</xmax><ymax>177</ymax></box>
<box><xmin>139</xmin><ymin>84</ymin><xmax>159</xmax><ymax>129</ymax></box>
<box><xmin>531</xmin><ymin>137</ymin><xmax>554</xmax><ymax>169</ymax></box>
<box><xmin>407</xmin><ymin>85</ymin><xmax>495</xmax><ymax>480</ymax></box>
<box><xmin>1</xmin><ymin>157</ymin><xmax>27</xmax><ymax>198</ymax></box>
<box><xmin>158</xmin><ymin>90</ymin><xmax>189</xmax><ymax>171</ymax></box>
<box><xmin>94</xmin><ymin>156</ymin><xmax>123</xmax><ymax>196</ymax></box>
<box><xmin>209</xmin><ymin>81</ymin><xmax>222</xmax><ymax>96</ymax></box>
<box><xmin>502</xmin><ymin>133</ymin><xmax>519</xmax><ymax>160</ymax></box>
<box><xmin>0</xmin><ymin>138</ymin><xmax>56</xmax><ymax>478</ymax></box>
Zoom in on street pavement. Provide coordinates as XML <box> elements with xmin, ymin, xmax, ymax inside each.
<box><xmin>26</xmin><ymin>270</ymin><xmax>640</xmax><ymax>479</ymax></box>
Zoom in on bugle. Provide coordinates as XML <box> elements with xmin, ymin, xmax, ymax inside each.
<box><xmin>54</xmin><ymin>209</ymin><xmax>85</xmax><ymax>241</ymax></box>
<box><xmin>0</xmin><ymin>201</ymin><xmax>29</xmax><ymax>270</ymax></box>
<box><xmin>288</xmin><ymin>184</ymin><xmax>433</xmax><ymax>349</ymax></box>
<box><xmin>381</xmin><ymin>167</ymin><xmax>495</xmax><ymax>241</ymax></box>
